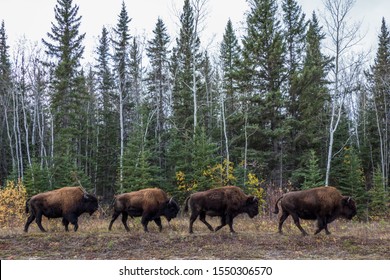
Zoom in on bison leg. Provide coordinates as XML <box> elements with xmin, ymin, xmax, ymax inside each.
<box><xmin>189</xmin><ymin>211</ymin><xmax>199</xmax><ymax>234</ymax></box>
<box><xmin>291</xmin><ymin>213</ymin><xmax>308</xmax><ymax>236</ymax></box>
<box><xmin>199</xmin><ymin>211</ymin><xmax>214</xmax><ymax>232</ymax></box>
<box><xmin>67</xmin><ymin>215</ymin><xmax>79</xmax><ymax>232</ymax></box>
<box><xmin>154</xmin><ymin>217</ymin><xmax>163</xmax><ymax>232</ymax></box>
<box><xmin>108</xmin><ymin>211</ymin><xmax>121</xmax><ymax>231</ymax></box>
<box><xmin>324</xmin><ymin>224</ymin><xmax>331</xmax><ymax>235</ymax></box>
<box><xmin>24</xmin><ymin>214</ymin><xmax>36</xmax><ymax>232</ymax></box>
<box><xmin>215</xmin><ymin>216</ymin><xmax>227</xmax><ymax>232</ymax></box>
<box><xmin>35</xmin><ymin>211</ymin><xmax>47</xmax><ymax>232</ymax></box>
<box><xmin>315</xmin><ymin>218</ymin><xmax>331</xmax><ymax>235</ymax></box>
<box><xmin>226</xmin><ymin>214</ymin><xmax>236</xmax><ymax>233</ymax></box>
<box><xmin>121</xmin><ymin>212</ymin><xmax>130</xmax><ymax>232</ymax></box>
<box><xmin>278</xmin><ymin>211</ymin><xmax>289</xmax><ymax>234</ymax></box>
<box><xmin>141</xmin><ymin>216</ymin><xmax>150</xmax><ymax>233</ymax></box>
<box><xmin>62</xmin><ymin>218</ymin><xmax>70</xmax><ymax>232</ymax></box>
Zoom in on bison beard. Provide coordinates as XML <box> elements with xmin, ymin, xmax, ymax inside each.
<box><xmin>108</xmin><ymin>188</ymin><xmax>179</xmax><ymax>232</ymax></box>
<box><xmin>24</xmin><ymin>187</ymin><xmax>98</xmax><ymax>232</ymax></box>
<box><xmin>184</xmin><ymin>186</ymin><xmax>259</xmax><ymax>233</ymax></box>
<box><xmin>274</xmin><ymin>186</ymin><xmax>357</xmax><ymax>236</ymax></box>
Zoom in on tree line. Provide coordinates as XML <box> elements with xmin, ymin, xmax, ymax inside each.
<box><xmin>0</xmin><ymin>0</ymin><xmax>389</xmax><ymax>218</ymax></box>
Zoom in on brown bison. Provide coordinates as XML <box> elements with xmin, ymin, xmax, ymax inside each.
<box><xmin>108</xmin><ymin>188</ymin><xmax>180</xmax><ymax>232</ymax></box>
<box><xmin>24</xmin><ymin>186</ymin><xmax>98</xmax><ymax>232</ymax></box>
<box><xmin>184</xmin><ymin>186</ymin><xmax>259</xmax><ymax>233</ymax></box>
<box><xmin>274</xmin><ymin>186</ymin><xmax>357</xmax><ymax>236</ymax></box>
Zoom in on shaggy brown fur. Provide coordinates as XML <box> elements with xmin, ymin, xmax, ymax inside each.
<box><xmin>108</xmin><ymin>188</ymin><xmax>179</xmax><ymax>232</ymax></box>
<box><xmin>24</xmin><ymin>186</ymin><xmax>98</xmax><ymax>232</ymax></box>
<box><xmin>274</xmin><ymin>186</ymin><xmax>357</xmax><ymax>236</ymax></box>
<box><xmin>184</xmin><ymin>186</ymin><xmax>259</xmax><ymax>233</ymax></box>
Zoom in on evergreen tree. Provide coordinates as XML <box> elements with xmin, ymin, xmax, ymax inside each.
<box><xmin>220</xmin><ymin>19</ymin><xmax>241</xmax><ymax>111</ymax></box>
<box><xmin>171</xmin><ymin>0</ymin><xmax>202</xmax><ymax>134</ymax></box>
<box><xmin>95</xmin><ymin>26</ymin><xmax>119</xmax><ymax>197</ymax></box>
<box><xmin>0</xmin><ymin>21</ymin><xmax>13</xmax><ymax>184</ymax></box>
<box><xmin>146</xmin><ymin>18</ymin><xmax>171</xmax><ymax>171</ymax></box>
<box><xmin>282</xmin><ymin>0</ymin><xmax>307</xmax><ymax>78</ymax></box>
<box><xmin>281</xmin><ymin>0</ymin><xmax>309</xmax><ymax>176</ymax></box>
<box><xmin>301</xmin><ymin>150</ymin><xmax>323</xmax><ymax>189</ymax></box>
<box><xmin>365</xmin><ymin>18</ymin><xmax>390</xmax><ymax>191</ymax></box>
<box><xmin>368</xmin><ymin>165</ymin><xmax>389</xmax><ymax>217</ymax></box>
<box><xmin>112</xmin><ymin>1</ymin><xmax>131</xmax><ymax>192</ymax></box>
<box><xmin>42</xmin><ymin>0</ymin><xmax>87</xmax><ymax>186</ymax></box>
<box><xmin>220</xmin><ymin>19</ymin><xmax>242</xmax><ymax>163</ymax></box>
<box><xmin>291</xmin><ymin>12</ymin><xmax>331</xmax><ymax>184</ymax></box>
<box><xmin>241</xmin><ymin>0</ymin><xmax>286</xmax><ymax>185</ymax></box>
<box><xmin>122</xmin><ymin>105</ymin><xmax>160</xmax><ymax>192</ymax></box>
<box><xmin>128</xmin><ymin>36</ymin><xmax>143</xmax><ymax>127</ymax></box>
<box><xmin>338</xmin><ymin>146</ymin><xmax>368</xmax><ymax>219</ymax></box>
<box><xmin>199</xmin><ymin>51</ymin><xmax>217</xmax><ymax>131</ymax></box>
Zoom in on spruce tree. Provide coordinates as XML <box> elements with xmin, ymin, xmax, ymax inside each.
<box><xmin>128</xmin><ymin>37</ymin><xmax>143</xmax><ymax>127</ymax></box>
<box><xmin>42</xmin><ymin>0</ymin><xmax>87</xmax><ymax>186</ymax></box>
<box><xmin>369</xmin><ymin>166</ymin><xmax>389</xmax><ymax>217</ymax></box>
<box><xmin>220</xmin><ymin>19</ymin><xmax>242</xmax><ymax>164</ymax></box>
<box><xmin>171</xmin><ymin>0</ymin><xmax>202</xmax><ymax>134</ymax></box>
<box><xmin>112</xmin><ymin>1</ymin><xmax>131</xmax><ymax>192</ymax></box>
<box><xmin>241</xmin><ymin>0</ymin><xmax>286</xmax><ymax>185</ymax></box>
<box><xmin>146</xmin><ymin>18</ymin><xmax>171</xmax><ymax>171</ymax></box>
<box><xmin>301</xmin><ymin>150</ymin><xmax>323</xmax><ymax>189</ymax></box>
<box><xmin>281</xmin><ymin>0</ymin><xmax>309</xmax><ymax>176</ymax></box>
<box><xmin>121</xmin><ymin>105</ymin><xmax>160</xmax><ymax>192</ymax></box>
<box><xmin>220</xmin><ymin>19</ymin><xmax>241</xmax><ymax>113</ymax></box>
<box><xmin>95</xmin><ymin>26</ymin><xmax>119</xmax><ymax>196</ymax></box>
<box><xmin>338</xmin><ymin>146</ymin><xmax>368</xmax><ymax>219</ymax></box>
<box><xmin>0</xmin><ymin>21</ymin><xmax>13</xmax><ymax>183</ymax></box>
<box><xmin>365</xmin><ymin>18</ymin><xmax>390</xmax><ymax>191</ymax></box>
<box><xmin>291</xmin><ymin>12</ymin><xmax>331</xmax><ymax>184</ymax></box>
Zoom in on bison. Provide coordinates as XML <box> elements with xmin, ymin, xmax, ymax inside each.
<box><xmin>184</xmin><ymin>186</ymin><xmax>259</xmax><ymax>233</ymax></box>
<box><xmin>24</xmin><ymin>186</ymin><xmax>98</xmax><ymax>232</ymax></box>
<box><xmin>274</xmin><ymin>186</ymin><xmax>357</xmax><ymax>236</ymax></box>
<box><xmin>108</xmin><ymin>188</ymin><xmax>180</xmax><ymax>232</ymax></box>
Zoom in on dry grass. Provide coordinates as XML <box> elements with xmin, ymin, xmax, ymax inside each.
<box><xmin>1</xmin><ymin>213</ymin><xmax>389</xmax><ymax>260</ymax></box>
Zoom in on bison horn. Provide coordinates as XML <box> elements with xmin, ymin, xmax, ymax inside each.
<box><xmin>168</xmin><ymin>197</ymin><xmax>173</xmax><ymax>204</ymax></box>
<box><xmin>347</xmin><ymin>197</ymin><xmax>351</xmax><ymax>203</ymax></box>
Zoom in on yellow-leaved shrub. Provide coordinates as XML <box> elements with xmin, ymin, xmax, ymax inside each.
<box><xmin>0</xmin><ymin>180</ymin><xmax>27</xmax><ymax>228</ymax></box>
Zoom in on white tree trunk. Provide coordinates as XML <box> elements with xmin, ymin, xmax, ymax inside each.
<box><xmin>119</xmin><ymin>89</ymin><xmax>124</xmax><ymax>192</ymax></box>
<box><xmin>221</xmin><ymin>94</ymin><xmax>229</xmax><ymax>178</ymax></box>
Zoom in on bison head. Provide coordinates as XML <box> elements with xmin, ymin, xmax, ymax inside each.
<box><xmin>341</xmin><ymin>196</ymin><xmax>357</xmax><ymax>220</ymax></box>
<box><xmin>163</xmin><ymin>198</ymin><xmax>180</xmax><ymax>221</ymax></box>
<box><xmin>244</xmin><ymin>196</ymin><xmax>259</xmax><ymax>218</ymax></box>
<box><xmin>83</xmin><ymin>193</ymin><xmax>99</xmax><ymax>215</ymax></box>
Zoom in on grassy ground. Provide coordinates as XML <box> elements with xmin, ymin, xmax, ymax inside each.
<box><xmin>0</xmin><ymin>214</ymin><xmax>389</xmax><ymax>260</ymax></box>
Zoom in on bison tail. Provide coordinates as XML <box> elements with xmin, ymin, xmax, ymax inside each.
<box><xmin>183</xmin><ymin>196</ymin><xmax>190</xmax><ymax>213</ymax></box>
<box><xmin>25</xmin><ymin>198</ymin><xmax>31</xmax><ymax>214</ymax></box>
<box><xmin>273</xmin><ymin>196</ymin><xmax>283</xmax><ymax>214</ymax></box>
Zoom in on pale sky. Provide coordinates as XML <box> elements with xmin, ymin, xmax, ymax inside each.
<box><xmin>0</xmin><ymin>0</ymin><xmax>389</xmax><ymax>63</ymax></box>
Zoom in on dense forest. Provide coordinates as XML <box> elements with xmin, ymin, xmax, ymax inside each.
<box><xmin>0</xmin><ymin>0</ymin><xmax>389</xmax><ymax>217</ymax></box>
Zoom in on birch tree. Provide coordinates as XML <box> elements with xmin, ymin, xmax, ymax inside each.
<box><xmin>322</xmin><ymin>0</ymin><xmax>363</xmax><ymax>186</ymax></box>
